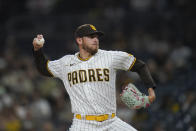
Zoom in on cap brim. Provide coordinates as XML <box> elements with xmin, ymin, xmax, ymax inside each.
<box><xmin>86</xmin><ymin>31</ymin><xmax>104</xmax><ymax>37</ymax></box>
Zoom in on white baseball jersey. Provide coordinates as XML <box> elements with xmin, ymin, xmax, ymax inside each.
<box><xmin>47</xmin><ymin>49</ymin><xmax>136</xmax><ymax>115</ymax></box>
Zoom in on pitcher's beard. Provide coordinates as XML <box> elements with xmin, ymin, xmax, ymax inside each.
<box><xmin>82</xmin><ymin>44</ymin><xmax>98</xmax><ymax>55</ymax></box>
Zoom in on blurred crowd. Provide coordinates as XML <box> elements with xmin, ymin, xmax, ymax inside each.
<box><xmin>0</xmin><ymin>0</ymin><xmax>196</xmax><ymax>131</ymax></box>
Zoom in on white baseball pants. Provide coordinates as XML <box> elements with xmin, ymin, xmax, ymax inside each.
<box><xmin>69</xmin><ymin>116</ymin><xmax>137</xmax><ymax>131</ymax></box>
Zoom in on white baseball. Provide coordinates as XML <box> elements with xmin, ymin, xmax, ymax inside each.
<box><xmin>36</xmin><ymin>38</ymin><xmax>45</xmax><ymax>46</ymax></box>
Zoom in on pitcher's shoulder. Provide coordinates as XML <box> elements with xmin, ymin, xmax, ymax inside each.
<box><xmin>98</xmin><ymin>49</ymin><xmax>124</xmax><ymax>56</ymax></box>
<box><xmin>59</xmin><ymin>54</ymin><xmax>75</xmax><ymax>62</ymax></box>
<box><xmin>98</xmin><ymin>49</ymin><xmax>115</xmax><ymax>54</ymax></box>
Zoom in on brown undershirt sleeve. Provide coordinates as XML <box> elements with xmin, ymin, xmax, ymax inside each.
<box><xmin>32</xmin><ymin>48</ymin><xmax>53</xmax><ymax>77</ymax></box>
<box><xmin>131</xmin><ymin>59</ymin><xmax>156</xmax><ymax>89</ymax></box>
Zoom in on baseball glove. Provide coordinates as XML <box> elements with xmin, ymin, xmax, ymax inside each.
<box><xmin>120</xmin><ymin>83</ymin><xmax>150</xmax><ymax>109</ymax></box>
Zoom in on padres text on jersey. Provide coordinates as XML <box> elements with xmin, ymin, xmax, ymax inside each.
<box><xmin>67</xmin><ymin>68</ymin><xmax>109</xmax><ymax>86</ymax></box>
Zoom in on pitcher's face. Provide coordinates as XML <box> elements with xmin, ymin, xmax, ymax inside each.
<box><xmin>81</xmin><ymin>34</ymin><xmax>99</xmax><ymax>55</ymax></box>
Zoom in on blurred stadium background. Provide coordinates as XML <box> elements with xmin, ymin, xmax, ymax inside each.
<box><xmin>0</xmin><ymin>0</ymin><xmax>196</xmax><ymax>131</ymax></box>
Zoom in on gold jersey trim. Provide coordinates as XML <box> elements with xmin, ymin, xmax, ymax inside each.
<box><xmin>46</xmin><ymin>60</ymin><xmax>54</xmax><ymax>76</ymax></box>
<box><xmin>77</xmin><ymin>54</ymin><xmax>92</xmax><ymax>61</ymax></box>
<box><xmin>128</xmin><ymin>54</ymin><xmax>136</xmax><ymax>71</ymax></box>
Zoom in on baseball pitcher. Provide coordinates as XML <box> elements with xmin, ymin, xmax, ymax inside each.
<box><xmin>32</xmin><ymin>24</ymin><xmax>156</xmax><ymax>131</ymax></box>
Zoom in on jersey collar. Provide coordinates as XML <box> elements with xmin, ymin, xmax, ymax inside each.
<box><xmin>75</xmin><ymin>49</ymin><xmax>100</xmax><ymax>61</ymax></box>
<box><xmin>77</xmin><ymin>54</ymin><xmax>92</xmax><ymax>61</ymax></box>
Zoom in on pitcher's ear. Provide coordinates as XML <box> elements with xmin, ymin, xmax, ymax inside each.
<box><xmin>76</xmin><ymin>37</ymin><xmax>82</xmax><ymax>45</ymax></box>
